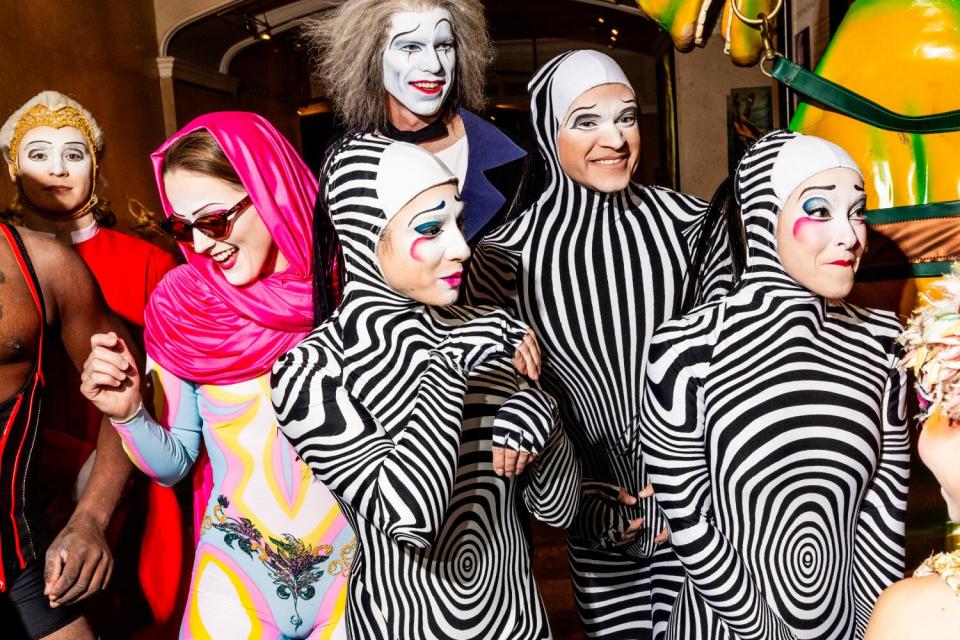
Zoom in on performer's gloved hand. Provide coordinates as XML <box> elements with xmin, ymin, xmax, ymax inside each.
<box><xmin>79</xmin><ymin>332</ymin><xmax>141</xmax><ymax>423</ymax></box>
<box><xmin>492</xmin><ymin>388</ymin><xmax>558</xmax><ymax>477</ymax></box>
<box><xmin>432</xmin><ymin>309</ymin><xmax>531</xmax><ymax>374</ymax></box>
<box><xmin>568</xmin><ymin>481</ymin><xmax>669</xmax><ymax>558</ymax></box>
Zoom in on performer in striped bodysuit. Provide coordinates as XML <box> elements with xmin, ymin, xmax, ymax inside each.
<box><xmin>271</xmin><ymin>134</ymin><xmax>581</xmax><ymax>639</ymax></box>
<box><xmin>464</xmin><ymin>50</ymin><xmax>731</xmax><ymax>639</ymax></box>
<box><xmin>639</xmin><ymin>130</ymin><xmax>909</xmax><ymax>639</ymax></box>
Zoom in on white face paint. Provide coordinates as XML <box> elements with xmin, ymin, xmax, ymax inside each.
<box><xmin>12</xmin><ymin>126</ymin><xmax>94</xmax><ymax>214</ymax></box>
<box><xmin>377</xmin><ymin>182</ymin><xmax>469</xmax><ymax>306</ymax></box>
<box><xmin>382</xmin><ymin>9</ymin><xmax>456</xmax><ymax>118</ymax></box>
<box><xmin>163</xmin><ymin>169</ymin><xmax>287</xmax><ymax>287</ymax></box>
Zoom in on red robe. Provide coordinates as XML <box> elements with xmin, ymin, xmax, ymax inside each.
<box><xmin>39</xmin><ymin>226</ymin><xmax>184</xmax><ymax>634</ymax></box>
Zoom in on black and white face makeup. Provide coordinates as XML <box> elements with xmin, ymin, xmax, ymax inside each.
<box><xmin>377</xmin><ymin>182</ymin><xmax>469</xmax><ymax>306</ymax></box>
<box><xmin>11</xmin><ymin>125</ymin><xmax>94</xmax><ymax>214</ymax></box>
<box><xmin>775</xmin><ymin>167</ymin><xmax>867</xmax><ymax>299</ymax></box>
<box><xmin>382</xmin><ymin>9</ymin><xmax>456</xmax><ymax>118</ymax></box>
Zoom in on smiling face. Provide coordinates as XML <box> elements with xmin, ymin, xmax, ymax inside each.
<box><xmin>775</xmin><ymin>167</ymin><xmax>867</xmax><ymax>299</ymax></box>
<box><xmin>382</xmin><ymin>8</ymin><xmax>456</xmax><ymax>118</ymax></box>
<box><xmin>163</xmin><ymin>169</ymin><xmax>287</xmax><ymax>287</ymax></box>
<box><xmin>11</xmin><ymin>125</ymin><xmax>94</xmax><ymax>214</ymax></box>
<box><xmin>377</xmin><ymin>182</ymin><xmax>468</xmax><ymax>305</ymax></box>
<box><xmin>556</xmin><ymin>83</ymin><xmax>641</xmax><ymax>193</ymax></box>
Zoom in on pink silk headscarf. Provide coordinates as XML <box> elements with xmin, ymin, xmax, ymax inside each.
<box><xmin>143</xmin><ymin>112</ymin><xmax>316</xmax><ymax>385</ymax></box>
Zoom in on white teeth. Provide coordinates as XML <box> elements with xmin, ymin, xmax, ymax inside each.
<box><xmin>212</xmin><ymin>247</ymin><xmax>237</xmax><ymax>264</ymax></box>
<box><xmin>593</xmin><ymin>158</ymin><xmax>624</xmax><ymax>165</ymax></box>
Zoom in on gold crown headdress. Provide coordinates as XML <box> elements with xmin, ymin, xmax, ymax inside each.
<box><xmin>9</xmin><ymin>104</ymin><xmax>99</xmax><ymax>177</ymax></box>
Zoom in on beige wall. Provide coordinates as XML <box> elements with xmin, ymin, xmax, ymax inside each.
<box><xmin>0</xmin><ymin>1</ymin><xmax>168</xmax><ymax>228</ymax></box>
<box><xmin>675</xmin><ymin>36</ymin><xmax>778</xmax><ymax>199</ymax></box>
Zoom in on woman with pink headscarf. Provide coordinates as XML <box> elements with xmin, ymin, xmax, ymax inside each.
<box><xmin>79</xmin><ymin>112</ymin><xmax>351</xmax><ymax>639</ymax></box>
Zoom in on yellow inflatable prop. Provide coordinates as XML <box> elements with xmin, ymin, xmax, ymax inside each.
<box><xmin>635</xmin><ymin>0</ymin><xmax>779</xmax><ymax>65</ymax></box>
<box><xmin>790</xmin><ymin>0</ymin><xmax>960</xmax><ymax>316</ymax></box>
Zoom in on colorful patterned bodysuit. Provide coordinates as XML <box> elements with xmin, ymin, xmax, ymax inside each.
<box><xmin>114</xmin><ymin>358</ymin><xmax>352</xmax><ymax>639</ymax></box>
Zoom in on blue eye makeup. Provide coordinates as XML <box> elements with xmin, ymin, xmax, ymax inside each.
<box><xmin>414</xmin><ymin>221</ymin><xmax>443</xmax><ymax>236</ymax></box>
<box><xmin>802</xmin><ymin>196</ymin><xmax>831</xmax><ymax>217</ymax></box>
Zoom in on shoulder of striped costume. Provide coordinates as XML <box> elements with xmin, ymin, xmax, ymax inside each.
<box><xmin>835</xmin><ymin>301</ymin><xmax>903</xmax><ymax>338</ymax></box>
<box><xmin>275</xmin><ymin>323</ymin><xmax>343</xmax><ymax>376</ymax></box>
<box><xmin>472</xmin><ymin>214</ymin><xmax>530</xmax><ymax>255</ymax></box>
<box><xmin>639</xmin><ymin>184</ymin><xmax>708</xmax><ymax>209</ymax></box>
<box><xmin>651</xmin><ymin>298</ymin><xmax>726</xmax><ymax>349</ymax></box>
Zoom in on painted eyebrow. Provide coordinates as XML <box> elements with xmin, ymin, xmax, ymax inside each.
<box><xmin>800</xmin><ymin>185</ymin><xmax>836</xmax><ymax>196</ymax></box>
<box><xmin>435</xmin><ymin>18</ymin><xmax>453</xmax><ymax>32</ymax></box>
<box><xmin>854</xmin><ymin>184</ymin><xmax>865</xmax><ymax>192</ymax></box>
<box><xmin>24</xmin><ymin>140</ymin><xmax>88</xmax><ymax>148</ymax></box>
<box><xmin>565</xmin><ymin>104</ymin><xmax>598</xmax><ymax>126</ymax></box>
<box><xmin>390</xmin><ymin>24</ymin><xmax>421</xmax><ymax>47</ymax></box>
<box><xmin>408</xmin><ymin>199</ymin><xmax>446</xmax><ymax>226</ymax></box>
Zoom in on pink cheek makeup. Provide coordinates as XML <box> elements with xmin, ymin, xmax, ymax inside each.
<box><xmin>792</xmin><ymin>216</ymin><xmax>827</xmax><ymax>240</ymax></box>
<box><xmin>409</xmin><ymin>237</ymin><xmax>428</xmax><ymax>262</ymax></box>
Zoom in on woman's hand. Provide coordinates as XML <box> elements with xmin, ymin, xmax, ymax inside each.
<box><xmin>79</xmin><ymin>332</ymin><xmax>141</xmax><ymax>421</ymax></box>
<box><xmin>511</xmin><ymin>328</ymin><xmax>541</xmax><ymax>380</ymax></box>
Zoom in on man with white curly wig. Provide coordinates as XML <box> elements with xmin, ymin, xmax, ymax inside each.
<box><xmin>307</xmin><ymin>0</ymin><xmax>526</xmax><ymax>241</ymax></box>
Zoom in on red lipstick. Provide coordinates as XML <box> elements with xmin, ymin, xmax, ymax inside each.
<box><xmin>409</xmin><ymin>80</ymin><xmax>444</xmax><ymax>95</ymax></box>
<box><xmin>440</xmin><ymin>270</ymin><xmax>463</xmax><ymax>288</ymax></box>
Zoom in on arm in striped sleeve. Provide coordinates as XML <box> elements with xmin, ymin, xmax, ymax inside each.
<box><xmin>272</xmin><ymin>312</ymin><xmax>529</xmax><ymax>549</ymax></box>
<box><xmin>499</xmin><ymin>388</ymin><xmax>581</xmax><ymax>528</ymax></box>
<box><xmin>852</xmin><ymin>357</ymin><xmax>909</xmax><ymax>633</ymax></box>
<box><xmin>639</xmin><ymin>315</ymin><xmax>796</xmax><ymax>640</ymax></box>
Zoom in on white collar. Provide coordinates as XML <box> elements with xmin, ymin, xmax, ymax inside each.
<box><xmin>35</xmin><ymin>220</ymin><xmax>100</xmax><ymax>245</ymax></box>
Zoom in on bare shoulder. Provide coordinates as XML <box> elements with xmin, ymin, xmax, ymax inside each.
<box><xmin>866</xmin><ymin>575</ymin><xmax>960</xmax><ymax>640</ymax></box>
<box><xmin>16</xmin><ymin>226</ymin><xmax>87</xmax><ymax>277</ymax></box>
<box><xmin>15</xmin><ymin>227</ymin><xmax>100</xmax><ymax>316</ymax></box>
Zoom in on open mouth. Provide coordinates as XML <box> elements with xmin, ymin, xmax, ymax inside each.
<box><xmin>590</xmin><ymin>156</ymin><xmax>627</xmax><ymax>167</ymax></box>
<box><xmin>211</xmin><ymin>246</ymin><xmax>239</xmax><ymax>268</ymax></box>
<box><xmin>410</xmin><ymin>80</ymin><xmax>445</xmax><ymax>95</ymax></box>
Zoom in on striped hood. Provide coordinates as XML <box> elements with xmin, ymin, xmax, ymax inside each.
<box><xmin>323</xmin><ymin>133</ymin><xmax>455</xmax><ymax>309</ymax></box>
<box><xmin>528</xmin><ymin>50</ymin><xmax>634</xmax><ymax>205</ymax></box>
<box><xmin>734</xmin><ymin>129</ymin><xmax>862</xmax><ymax>292</ymax></box>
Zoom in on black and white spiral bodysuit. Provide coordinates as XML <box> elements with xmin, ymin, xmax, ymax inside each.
<box><xmin>465</xmin><ymin>50</ymin><xmax>732</xmax><ymax>639</ymax></box>
<box><xmin>638</xmin><ymin>130</ymin><xmax>910</xmax><ymax>639</ymax></box>
<box><xmin>271</xmin><ymin>134</ymin><xmax>581</xmax><ymax>639</ymax></box>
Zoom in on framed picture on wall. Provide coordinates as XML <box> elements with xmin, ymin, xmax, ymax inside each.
<box><xmin>727</xmin><ymin>86</ymin><xmax>773</xmax><ymax>175</ymax></box>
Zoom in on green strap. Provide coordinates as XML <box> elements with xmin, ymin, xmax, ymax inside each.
<box><xmin>868</xmin><ymin>200</ymin><xmax>960</xmax><ymax>225</ymax></box>
<box><xmin>857</xmin><ymin>260</ymin><xmax>955</xmax><ymax>282</ymax></box>
<box><xmin>774</xmin><ymin>57</ymin><xmax>960</xmax><ymax>134</ymax></box>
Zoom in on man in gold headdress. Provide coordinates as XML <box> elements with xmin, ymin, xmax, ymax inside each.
<box><xmin>0</xmin><ymin>92</ymin><xmax>182</xmax><ymax>637</ymax></box>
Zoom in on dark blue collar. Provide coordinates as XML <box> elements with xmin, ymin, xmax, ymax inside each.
<box><xmin>458</xmin><ymin>108</ymin><xmax>525</xmax><ymax>239</ymax></box>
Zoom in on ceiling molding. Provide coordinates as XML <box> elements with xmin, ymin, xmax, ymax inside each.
<box><xmin>157</xmin><ymin>55</ymin><xmax>240</xmax><ymax>94</ymax></box>
<box><xmin>159</xmin><ymin>0</ymin><xmax>247</xmax><ymax>57</ymax></box>
<box><xmin>219</xmin><ymin>0</ymin><xmax>334</xmax><ymax>73</ymax></box>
